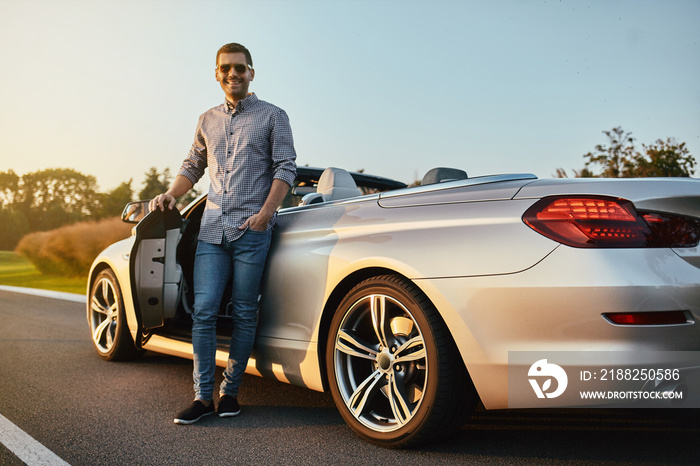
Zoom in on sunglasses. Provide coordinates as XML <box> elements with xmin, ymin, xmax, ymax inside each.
<box><xmin>217</xmin><ymin>63</ymin><xmax>253</xmax><ymax>74</ymax></box>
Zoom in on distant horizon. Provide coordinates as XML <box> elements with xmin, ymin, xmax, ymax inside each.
<box><xmin>2</xmin><ymin>143</ymin><xmax>698</xmax><ymax>198</ymax></box>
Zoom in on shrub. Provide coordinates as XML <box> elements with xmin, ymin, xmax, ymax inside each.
<box><xmin>15</xmin><ymin>231</ymin><xmax>62</xmax><ymax>275</ymax></box>
<box><xmin>15</xmin><ymin>217</ymin><xmax>132</xmax><ymax>277</ymax></box>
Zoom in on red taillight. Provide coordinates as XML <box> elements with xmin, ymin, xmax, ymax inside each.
<box><xmin>603</xmin><ymin>311</ymin><xmax>690</xmax><ymax>326</ymax></box>
<box><xmin>641</xmin><ymin>213</ymin><xmax>700</xmax><ymax>248</ymax></box>
<box><xmin>523</xmin><ymin>196</ymin><xmax>650</xmax><ymax>248</ymax></box>
<box><xmin>535</xmin><ymin>198</ymin><xmax>636</xmax><ymax>222</ymax></box>
<box><xmin>523</xmin><ymin>196</ymin><xmax>700</xmax><ymax>248</ymax></box>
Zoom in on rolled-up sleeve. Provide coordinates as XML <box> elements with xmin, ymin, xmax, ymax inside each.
<box><xmin>270</xmin><ymin>109</ymin><xmax>297</xmax><ymax>186</ymax></box>
<box><xmin>178</xmin><ymin>115</ymin><xmax>208</xmax><ymax>186</ymax></box>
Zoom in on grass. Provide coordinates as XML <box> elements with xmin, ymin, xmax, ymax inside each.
<box><xmin>0</xmin><ymin>251</ymin><xmax>86</xmax><ymax>295</ymax></box>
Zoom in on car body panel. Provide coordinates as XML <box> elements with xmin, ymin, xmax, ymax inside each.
<box><xmin>514</xmin><ymin>177</ymin><xmax>700</xmax><ymax>215</ymax></box>
<box><xmin>256</xmin><ymin>195</ymin><xmax>560</xmax><ymax>348</ymax></box>
<box><xmin>415</xmin><ymin>245</ymin><xmax>700</xmax><ymax>408</ymax></box>
<box><xmin>88</xmin><ymin>169</ymin><xmax>700</xmax><ymax>410</ymax></box>
<box><xmin>130</xmin><ymin>207</ymin><xmax>183</xmax><ymax>333</ymax></box>
<box><xmin>87</xmin><ymin>237</ymin><xmax>138</xmax><ymax>338</ymax></box>
<box><xmin>378</xmin><ymin>174</ymin><xmax>537</xmax><ymax>207</ymax></box>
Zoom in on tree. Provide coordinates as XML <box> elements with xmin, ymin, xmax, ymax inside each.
<box><xmin>583</xmin><ymin>126</ymin><xmax>637</xmax><ymax>178</ymax></box>
<box><xmin>177</xmin><ymin>187</ymin><xmax>202</xmax><ymax>209</ymax></box>
<box><xmin>138</xmin><ymin>167</ymin><xmax>201</xmax><ymax>208</ymax></box>
<box><xmin>0</xmin><ymin>170</ymin><xmax>20</xmax><ymax>207</ymax></box>
<box><xmin>632</xmin><ymin>138</ymin><xmax>695</xmax><ymax>177</ymax></box>
<box><xmin>1</xmin><ymin>168</ymin><xmax>102</xmax><ymax>248</ymax></box>
<box><xmin>0</xmin><ymin>207</ymin><xmax>29</xmax><ymax>250</ymax></box>
<box><xmin>139</xmin><ymin>167</ymin><xmax>172</xmax><ymax>200</ymax></box>
<box><xmin>97</xmin><ymin>180</ymin><xmax>134</xmax><ymax>218</ymax></box>
<box><xmin>557</xmin><ymin>127</ymin><xmax>696</xmax><ymax>178</ymax></box>
<box><xmin>16</xmin><ymin>168</ymin><xmax>101</xmax><ymax>231</ymax></box>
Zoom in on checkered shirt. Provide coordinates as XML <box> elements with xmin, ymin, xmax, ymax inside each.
<box><xmin>178</xmin><ymin>93</ymin><xmax>297</xmax><ymax>244</ymax></box>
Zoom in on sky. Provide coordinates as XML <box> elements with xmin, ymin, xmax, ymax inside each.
<box><xmin>1</xmin><ymin>0</ymin><xmax>699</xmax><ymax>195</ymax></box>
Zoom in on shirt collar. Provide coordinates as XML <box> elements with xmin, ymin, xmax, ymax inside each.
<box><xmin>225</xmin><ymin>93</ymin><xmax>258</xmax><ymax>114</ymax></box>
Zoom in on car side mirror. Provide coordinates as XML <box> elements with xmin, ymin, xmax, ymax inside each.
<box><xmin>122</xmin><ymin>200</ymin><xmax>151</xmax><ymax>224</ymax></box>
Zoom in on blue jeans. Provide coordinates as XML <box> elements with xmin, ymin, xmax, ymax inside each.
<box><xmin>191</xmin><ymin>229</ymin><xmax>272</xmax><ymax>400</ymax></box>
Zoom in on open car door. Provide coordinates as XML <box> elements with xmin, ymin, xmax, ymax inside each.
<box><xmin>128</xmin><ymin>206</ymin><xmax>183</xmax><ymax>348</ymax></box>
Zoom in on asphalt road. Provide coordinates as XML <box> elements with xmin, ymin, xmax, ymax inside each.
<box><xmin>1</xmin><ymin>289</ymin><xmax>698</xmax><ymax>465</ymax></box>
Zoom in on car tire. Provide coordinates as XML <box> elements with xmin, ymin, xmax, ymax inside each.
<box><xmin>88</xmin><ymin>269</ymin><xmax>142</xmax><ymax>361</ymax></box>
<box><xmin>326</xmin><ymin>275</ymin><xmax>478</xmax><ymax>448</ymax></box>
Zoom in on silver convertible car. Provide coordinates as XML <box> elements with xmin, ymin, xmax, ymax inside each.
<box><xmin>87</xmin><ymin>166</ymin><xmax>700</xmax><ymax>447</ymax></box>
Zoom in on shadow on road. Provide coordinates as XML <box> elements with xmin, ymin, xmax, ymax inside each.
<box><xmin>130</xmin><ymin>352</ymin><xmax>700</xmax><ymax>463</ymax></box>
<box><xmin>426</xmin><ymin>407</ymin><xmax>699</xmax><ymax>463</ymax></box>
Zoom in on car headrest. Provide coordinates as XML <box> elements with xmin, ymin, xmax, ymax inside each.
<box><xmin>421</xmin><ymin>167</ymin><xmax>468</xmax><ymax>185</ymax></box>
<box><xmin>317</xmin><ymin>167</ymin><xmax>362</xmax><ymax>201</ymax></box>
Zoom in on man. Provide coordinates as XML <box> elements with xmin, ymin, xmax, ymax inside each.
<box><xmin>150</xmin><ymin>43</ymin><xmax>297</xmax><ymax>425</ymax></box>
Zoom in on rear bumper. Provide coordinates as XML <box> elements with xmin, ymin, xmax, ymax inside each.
<box><xmin>416</xmin><ymin>245</ymin><xmax>700</xmax><ymax>409</ymax></box>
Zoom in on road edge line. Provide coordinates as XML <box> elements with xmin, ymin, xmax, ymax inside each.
<box><xmin>0</xmin><ymin>414</ymin><xmax>70</xmax><ymax>466</ymax></box>
<box><xmin>0</xmin><ymin>285</ymin><xmax>86</xmax><ymax>304</ymax></box>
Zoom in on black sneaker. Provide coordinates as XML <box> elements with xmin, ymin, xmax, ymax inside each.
<box><xmin>173</xmin><ymin>400</ymin><xmax>215</xmax><ymax>425</ymax></box>
<box><xmin>217</xmin><ymin>395</ymin><xmax>241</xmax><ymax>417</ymax></box>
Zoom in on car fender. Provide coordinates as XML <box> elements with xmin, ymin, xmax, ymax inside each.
<box><xmin>87</xmin><ymin>237</ymin><xmax>138</xmax><ymax>341</ymax></box>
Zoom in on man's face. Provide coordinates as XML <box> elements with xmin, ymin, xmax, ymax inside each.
<box><xmin>216</xmin><ymin>52</ymin><xmax>255</xmax><ymax>103</ymax></box>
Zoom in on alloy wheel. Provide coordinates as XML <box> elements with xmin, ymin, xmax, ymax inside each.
<box><xmin>90</xmin><ymin>274</ymin><xmax>120</xmax><ymax>354</ymax></box>
<box><xmin>333</xmin><ymin>293</ymin><xmax>428</xmax><ymax>432</ymax></box>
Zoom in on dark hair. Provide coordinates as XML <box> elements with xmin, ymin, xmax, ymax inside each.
<box><xmin>216</xmin><ymin>43</ymin><xmax>253</xmax><ymax>67</ymax></box>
